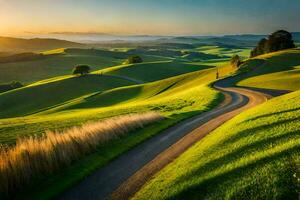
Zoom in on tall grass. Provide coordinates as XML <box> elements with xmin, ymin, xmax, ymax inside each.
<box><xmin>0</xmin><ymin>112</ymin><xmax>163</xmax><ymax>196</ymax></box>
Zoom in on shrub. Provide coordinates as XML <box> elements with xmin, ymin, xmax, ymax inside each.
<box><xmin>72</xmin><ymin>65</ymin><xmax>91</xmax><ymax>76</ymax></box>
<box><xmin>124</xmin><ymin>55</ymin><xmax>143</xmax><ymax>64</ymax></box>
<box><xmin>230</xmin><ymin>55</ymin><xmax>242</xmax><ymax>68</ymax></box>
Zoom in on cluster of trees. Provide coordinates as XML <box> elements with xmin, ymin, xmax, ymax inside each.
<box><xmin>123</xmin><ymin>55</ymin><xmax>143</xmax><ymax>64</ymax></box>
<box><xmin>250</xmin><ymin>30</ymin><xmax>295</xmax><ymax>57</ymax></box>
<box><xmin>72</xmin><ymin>65</ymin><xmax>91</xmax><ymax>76</ymax></box>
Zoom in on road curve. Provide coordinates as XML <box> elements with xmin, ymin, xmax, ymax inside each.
<box><xmin>59</xmin><ymin>83</ymin><xmax>271</xmax><ymax>200</ymax></box>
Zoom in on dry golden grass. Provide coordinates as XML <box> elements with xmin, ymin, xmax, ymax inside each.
<box><xmin>0</xmin><ymin>112</ymin><xmax>163</xmax><ymax>195</ymax></box>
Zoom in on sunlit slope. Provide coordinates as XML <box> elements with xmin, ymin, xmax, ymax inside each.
<box><xmin>134</xmin><ymin>90</ymin><xmax>300</xmax><ymax>200</ymax></box>
<box><xmin>43</xmin><ymin>68</ymin><xmax>218</xmax><ymax>113</ymax></box>
<box><xmin>0</xmin><ymin>66</ymin><xmax>224</xmax><ymax>145</ymax></box>
<box><xmin>237</xmin><ymin>49</ymin><xmax>300</xmax><ymax>91</ymax></box>
<box><xmin>101</xmin><ymin>60</ymin><xmax>212</xmax><ymax>83</ymax></box>
<box><xmin>0</xmin><ymin>74</ymin><xmax>133</xmax><ymax>118</ymax></box>
<box><xmin>197</xmin><ymin>45</ymin><xmax>251</xmax><ymax>59</ymax></box>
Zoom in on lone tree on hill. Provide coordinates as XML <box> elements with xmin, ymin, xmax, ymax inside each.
<box><xmin>72</xmin><ymin>65</ymin><xmax>91</xmax><ymax>76</ymax></box>
<box><xmin>250</xmin><ymin>30</ymin><xmax>295</xmax><ymax>57</ymax></box>
<box><xmin>124</xmin><ymin>55</ymin><xmax>143</xmax><ymax>64</ymax></box>
<box><xmin>230</xmin><ymin>55</ymin><xmax>242</xmax><ymax>68</ymax></box>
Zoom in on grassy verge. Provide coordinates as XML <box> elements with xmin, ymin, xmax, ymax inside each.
<box><xmin>133</xmin><ymin>90</ymin><xmax>300</xmax><ymax>200</ymax></box>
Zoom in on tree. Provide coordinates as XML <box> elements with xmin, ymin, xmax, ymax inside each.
<box><xmin>230</xmin><ymin>55</ymin><xmax>242</xmax><ymax>68</ymax></box>
<box><xmin>124</xmin><ymin>55</ymin><xmax>143</xmax><ymax>64</ymax></box>
<box><xmin>267</xmin><ymin>30</ymin><xmax>295</xmax><ymax>53</ymax></box>
<box><xmin>72</xmin><ymin>65</ymin><xmax>91</xmax><ymax>76</ymax></box>
<box><xmin>250</xmin><ymin>30</ymin><xmax>295</xmax><ymax>57</ymax></box>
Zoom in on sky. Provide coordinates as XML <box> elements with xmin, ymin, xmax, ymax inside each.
<box><xmin>0</xmin><ymin>0</ymin><xmax>300</xmax><ymax>37</ymax></box>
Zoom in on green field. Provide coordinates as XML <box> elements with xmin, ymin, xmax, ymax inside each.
<box><xmin>237</xmin><ymin>49</ymin><xmax>300</xmax><ymax>91</ymax></box>
<box><xmin>134</xmin><ymin>84</ymin><xmax>300</xmax><ymax>200</ymax></box>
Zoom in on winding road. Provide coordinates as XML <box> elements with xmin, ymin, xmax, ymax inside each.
<box><xmin>59</xmin><ymin>78</ymin><xmax>273</xmax><ymax>200</ymax></box>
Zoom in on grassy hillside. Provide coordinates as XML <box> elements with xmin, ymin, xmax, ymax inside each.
<box><xmin>134</xmin><ymin>89</ymin><xmax>300</xmax><ymax>200</ymax></box>
<box><xmin>102</xmin><ymin>61</ymin><xmax>212</xmax><ymax>83</ymax></box>
<box><xmin>0</xmin><ymin>74</ymin><xmax>134</xmax><ymax>118</ymax></box>
<box><xmin>0</xmin><ymin>60</ymin><xmax>237</xmax><ymax>145</ymax></box>
<box><xmin>237</xmin><ymin>49</ymin><xmax>300</xmax><ymax>91</ymax></box>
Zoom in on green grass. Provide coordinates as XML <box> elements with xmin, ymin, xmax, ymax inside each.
<box><xmin>237</xmin><ymin>49</ymin><xmax>300</xmax><ymax>91</ymax></box>
<box><xmin>0</xmin><ymin>74</ymin><xmax>134</xmax><ymax>118</ymax></box>
<box><xmin>101</xmin><ymin>60</ymin><xmax>213</xmax><ymax>83</ymax></box>
<box><xmin>133</xmin><ymin>89</ymin><xmax>300</xmax><ymax>200</ymax></box>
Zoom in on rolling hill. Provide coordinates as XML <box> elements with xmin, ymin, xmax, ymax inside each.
<box><xmin>0</xmin><ymin>74</ymin><xmax>134</xmax><ymax>118</ymax></box>
<box><xmin>0</xmin><ymin>61</ymin><xmax>231</xmax><ymax>145</ymax></box>
<box><xmin>101</xmin><ymin>60</ymin><xmax>213</xmax><ymax>83</ymax></box>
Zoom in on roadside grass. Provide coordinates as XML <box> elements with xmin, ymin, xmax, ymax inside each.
<box><xmin>0</xmin><ymin>112</ymin><xmax>163</xmax><ymax>197</ymax></box>
<box><xmin>133</xmin><ymin>90</ymin><xmax>300</xmax><ymax>200</ymax></box>
<box><xmin>237</xmin><ymin>48</ymin><xmax>300</xmax><ymax>90</ymax></box>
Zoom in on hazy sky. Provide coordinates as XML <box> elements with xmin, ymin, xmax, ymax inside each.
<box><xmin>0</xmin><ymin>0</ymin><xmax>300</xmax><ymax>36</ymax></box>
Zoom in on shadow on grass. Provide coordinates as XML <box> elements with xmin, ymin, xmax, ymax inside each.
<box><xmin>243</xmin><ymin>106</ymin><xmax>300</xmax><ymax>123</ymax></box>
<box><xmin>167</xmin><ymin>146</ymin><xmax>299</xmax><ymax>200</ymax></box>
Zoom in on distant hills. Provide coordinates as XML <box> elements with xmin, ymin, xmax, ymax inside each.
<box><xmin>0</xmin><ymin>37</ymin><xmax>84</xmax><ymax>52</ymax></box>
<box><xmin>0</xmin><ymin>32</ymin><xmax>299</xmax><ymax>53</ymax></box>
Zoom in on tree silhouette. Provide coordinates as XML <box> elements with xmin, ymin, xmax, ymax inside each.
<box><xmin>72</xmin><ymin>65</ymin><xmax>91</xmax><ymax>76</ymax></box>
<box><xmin>124</xmin><ymin>55</ymin><xmax>143</xmax><ymax>64</ymax></box>
<box><xmin>250</xmin><ymin>30</ymin><xmax>295</xmax><ymax>57</ymax></box>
